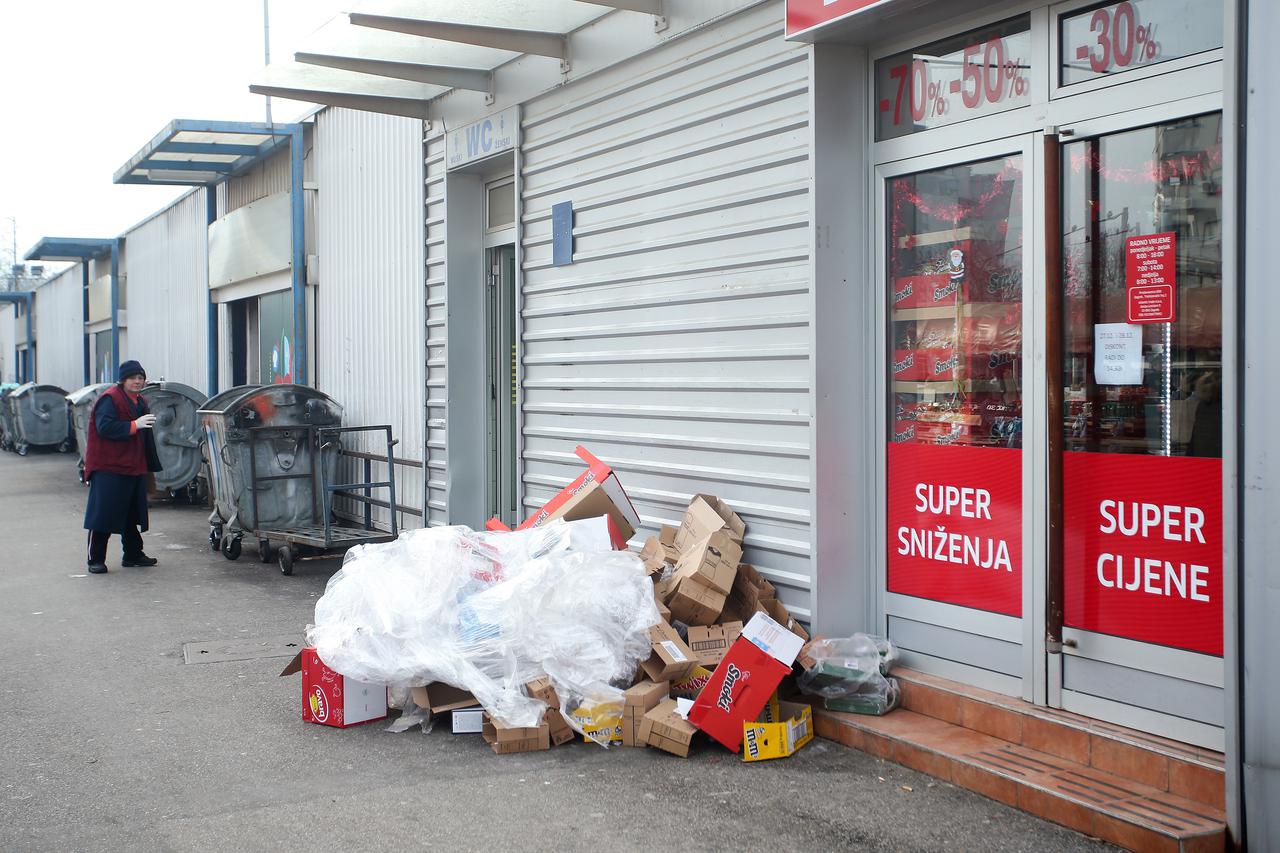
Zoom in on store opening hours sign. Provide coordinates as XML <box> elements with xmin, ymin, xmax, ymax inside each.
<box><xmin>1064</xmin><ymin>452</ymin><xmax>1222</xmax><ymax>656</ymax></box>
<box><xmin>1126</xmin><ymin>232</ymin><xmax>1176</xmax><ymax>323</ymax></box>
<box><xmin>875</xmin><ymin>15</ymin><xmax>1032</xmax><ymax>141</ymax></box>
<box><xmin>888</xmin><ymin>443</ymin><xmax>1022</xmax><ymax>616</ymax></box>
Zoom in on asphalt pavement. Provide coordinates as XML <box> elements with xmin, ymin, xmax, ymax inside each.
<box><xmin>0</xmin><ymin>450</ymin><xmax>1117</xmax><ymax>852</ymax></box>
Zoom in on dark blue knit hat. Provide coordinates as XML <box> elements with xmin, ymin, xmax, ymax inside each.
<box><xmin>117</xmin><ymin>360</ymin><xmax>146</xmax><ymax>382</ymax></box>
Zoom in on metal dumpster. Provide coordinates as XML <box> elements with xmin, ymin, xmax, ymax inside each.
<box><xmin>0</xmin><ymin>384</ymin><xmax>18</xmax><ymax>452</ymax></box>
<box><xmin>142</xmin><ymin>381</ymin><xmax>209</xmax><ymax>497</ymax></box>
<box><xmin>66</xmin><ymin>383</ymin><xmax>114</xmax><ymax>482</ymax></box>
<box><xmin>7</xmin><ymin>382</ymin><xmax>71</xmax><ymax>456</ymax></box>
<box><xmin>199</xmin><ymin>385</ymin><xmax>343</xmax><ymax>556</ymax></box>
<box><xmin>197</xmin><ymin>385</ymin><xmax>260</xmax><ymax>548</ymax></box>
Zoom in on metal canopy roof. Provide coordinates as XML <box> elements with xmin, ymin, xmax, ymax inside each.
<box><xmin>248</xmin><ymin>1</ymin><xmax>663</xmax><ymax>116</ymax></box>
<box><xmin>24</xmin><ymin>237</ymin><xmax>115</xmax><ymax>262</ymax></box>
<box><xmin>113</xmin><ymin>119</ymin><xmax>302</xmax><ymax>187</ymax></box>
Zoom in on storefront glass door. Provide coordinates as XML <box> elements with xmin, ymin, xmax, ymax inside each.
<box><xmin>1054</xmin><ymin>112</ymin><xmax>1224</xmax><ymax>746</ymax></box>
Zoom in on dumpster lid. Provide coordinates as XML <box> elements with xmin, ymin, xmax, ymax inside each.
<box><xmin>66</xmin><ymin>383</ymin><xmax>115</xmax><ymax>405</ymax></box>
<box><xmin>12</xmin><ymin>383</ymin><xmax>69</xmax><ymax>398</ymax></box>
<box><xmin>143</xmin><ymin>381</ymin><xmax>208</xmax><ymax>406</ymax></box>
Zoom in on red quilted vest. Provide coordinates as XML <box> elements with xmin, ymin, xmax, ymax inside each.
<box><xmin>84</xmin><ymin>385</ymin><xmax>148</xmax><ymax>478</ymax></box>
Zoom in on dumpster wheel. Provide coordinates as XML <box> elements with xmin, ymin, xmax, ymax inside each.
<box><xmin>221</xmin><ymin>534</ymin><xmax>242</xmax><ymax>561</ymax></box>
<box><xmin>16</xmin><ymin>443</ymin><xmax>28</xmax><ymax>457</ymax></box>
<box><xmin>209</xmin><ymin>526</ymin><xmax>222</xmax><ymax>553</ymax></box>
<box><xmin>277</xmin><ymin>546</ymin><xmax>294</xmax><ymax>576</ymax></box>
<box><xmin>57</xmin><ymin>439</ymin><xmax>72</xmax><ymax>454</ymax></box>
<box><xmin>258</xmin><ymin>539</ymin><xmax>272</xmax><ymax>563</ymax></box>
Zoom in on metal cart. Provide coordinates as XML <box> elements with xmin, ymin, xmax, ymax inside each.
<box><xmin>66</xmin><ymin>383</ymin><xmax>114</xmax><ymax>482</ymax></box>
<box><xmin>7</xmin><ymin>382</ymin><xmax>71</xmax><ymax>456</ymax></box>
<box><xmin>141</xmin><ymin>381</ymin><xmax>208</xmax><ymax>499</ymax></box>
<box><xmin>244</xmin><ymin>423</ymin><xmax>399</xmax><ymax>575</ymax></box>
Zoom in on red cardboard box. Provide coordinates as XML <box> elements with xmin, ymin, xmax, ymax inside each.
<box><xmin>891</xmin><ymin>349</ymin><xmax>924</xmax><ymax>382</ymax></box>
<box><xmin>687</xmin><ymin>612</ymin><xmax>804</xmax><ymax>752</ymax></box>
<box><xmin>920</xmin><ymin>347</ymin><xmax>958</xmax><ymax>381</ymax></box>
<box><xmin>280</xmin><ymin>648</ymin><xmax>387</xmax><ymax>729</ymax></box>
<box><xmin>485</xmin><ymin>445</ymin><xmax>641</xmax><ymax>548</ymax></box>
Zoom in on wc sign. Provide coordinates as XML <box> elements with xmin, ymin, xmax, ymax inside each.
<box><xmin>446</xmin><ymin>107</ymin><xmax>519</xmax><ymax>170</ymax></box>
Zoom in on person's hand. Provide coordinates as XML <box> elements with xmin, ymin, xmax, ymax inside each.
<box><xmin>134</xmin><ymin>414</ymin><xmax>157</xmax><ymax>429</ymax></box>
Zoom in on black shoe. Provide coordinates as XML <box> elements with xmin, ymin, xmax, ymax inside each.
<box><xmin>87</xmin><ymin>562</ymin><xmax>108</xmax><ymax>574</ymax></box>
<box><xmin>121</xmin><ymin>554</ymin><xmax>158</xmax><ymax>567</ymax></box>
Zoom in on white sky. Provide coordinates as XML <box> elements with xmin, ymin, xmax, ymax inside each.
<box><xmin>0</xmin><ymin>0</ymin><xmax>350</xmax><ymax>268</ymax></box>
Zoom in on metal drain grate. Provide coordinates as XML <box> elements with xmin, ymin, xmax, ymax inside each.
<box><xmin>183</xmin><ymin>635</ymin><xmax>304</xmax><ymax>664</ymax></box>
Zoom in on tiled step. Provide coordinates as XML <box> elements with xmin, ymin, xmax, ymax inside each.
<box><xmin>813</xmin><ymin>670</ymin><xmax>1226</xmax><ymax>853</ymax></box>
<box><xmin>895</xmin><ymin>669</ymin><xmax>1225</xmax><ymax>811</ymax></box>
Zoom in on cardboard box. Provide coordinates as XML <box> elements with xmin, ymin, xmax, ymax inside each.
<box><xmin>410</xmin><ymin>682</ymin><xmax>479</xmax><ymax>715</ymax></box>
<box><xmin>742</xmin><ymin>701</ymin><xmax>814</xmax><ymax>762</ymax></box>
<box><xmin>451</xmin><ymin>708</ymin><xmax>485</xmax><ymax>734</ymax></box>
<box><xmin>686</xmin><ymin>621</ymin><xmax>744</xmax><ymax>668</ymax></box>
<box><xmin>797</xmin><ymin>635</ymin><xmax>827</xmax><ymax>671</ymax></box>
<box><xmin>280</xmin><ymin>648</ymin><xmax>387</xmax><ymax>729</ymax></box>
<box><xmin>725</xmin><ymin>564</ymin><xmax>776</xmax><ymax>623</ymax></box>
<box><xmin>687</xmin><ymin>613</ymin><xmax>805</xmax><ymax>752</ymax></box>
<box><xmin>623</xmin><ymin>679</ymin><xmax>670</xmax><ymax>747</ymax></box>
<box><xmin>675</xmin><ymin>494</ymin><xmax>745</xmax><ymax>553</ymax></box>
<box><xmin>665</xmin><ymin>576</ymin><xmax>726</xmax><ymax>626</ymax></box>
<box><xmin>640</xmin><ymin>526</ymin><xmax>681</xmax><ymax>575</ymax></box>
<box><xmin>640</xmin><ymin>622</ymin><xmax>699</xmax><ymax>682</ymax></box>
<box><xmin>486</xmin><ymin>446</ymin><xmax>640</xmax><ymax>547</ymax></box>
<box><xmin>669</xmin><ymin>665</ymin><xmax>714</xmax><ymax>701</ymax></box>
<box><xmin>764</xmin><ymin>598</ymin><xmax>810</xmax><ymax>643</ymax></box>
<box><xmin>755</xmin><ymin>691</ymin><xmax>782</xmax><ymax>724</ymax></box>
<box><xmin>673</xmin><ymin>532</ymin><xmax>742</xmax><ymax>596</ymax></box>
<box><xmin>482</xmin><ymin>713</ymin><xmax>551</xmax><ymax>754</ymax></box>
<box><xmin>525</xmin><ymin>677</ymin><xmax>575</xmax><ymax>746</ymax></box>
<box><xmin>891</xmin><ymin>349</ymin><xmax>924</xmax><ymax>382</ymax></box>
<box><xmin>571</xmin><ymin>703</ymin><xmax>624</xmax><ymax>747</ymax></box>
<box><xmin>638</xmin><ymin>698</ymin><xmax>699</xmax><ymax>758</ymax></box>
<box><xmin>892</xmin><ymin>274</ymin><xmax>952</xmax><ymax>309</ymax></box>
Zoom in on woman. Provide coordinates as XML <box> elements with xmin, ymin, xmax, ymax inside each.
<box><xmin>83</xmin><ymin>360</ymin><xmax>163</xmax><ymax>574</ymax></box>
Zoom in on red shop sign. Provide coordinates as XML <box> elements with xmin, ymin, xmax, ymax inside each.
<box><xmin>887</xmin><ymin>443</ymin><xmax>1022</xmax><ymax>617</ymax></box>
<box><xmin>1126</xmin><ymin>231</ymin><xmax>1176</xmax><ymax>324</ymax></box>
<box><xmin>786</xmin><ymin>0</ymin><xmax>893</xmax><ymax>37</ymax></box>
<box><xmin>1063</xmin><ymin>452</ymin><xmax>1222</xmax><ymax>656</ymax></box>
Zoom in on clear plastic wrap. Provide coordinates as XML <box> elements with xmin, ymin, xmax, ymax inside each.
<box><xmin>307</xmin><ymin>521</ymin><xmax>660</xmax><ymax>732</ymax></box>
<box><xmin>797</xmin><ymin>634</ymin><xmax>900</xmax><ymax>700</ymax></box>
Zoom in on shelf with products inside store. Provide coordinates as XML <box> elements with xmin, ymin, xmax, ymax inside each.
<box><xmin>893</xmin><ymin>303</ymin><xmax>1020</xmax><ymax>321</ymax></box>
<box><xmin>893</xmin><ymin>378</ymin><xmax>1014</xmax><ymax>394</ymax></box>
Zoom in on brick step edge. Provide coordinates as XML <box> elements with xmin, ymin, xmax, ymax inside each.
<box><xmin>815</xmin><ymin>708</ymin><xmax>1225</xmax><ymax>853</ymax></box>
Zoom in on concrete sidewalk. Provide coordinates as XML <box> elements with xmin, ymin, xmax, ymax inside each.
<box><xmin>0</xmin><ymin>450</ymin><xmax>1115</xmax><ymax>852</ymax></box>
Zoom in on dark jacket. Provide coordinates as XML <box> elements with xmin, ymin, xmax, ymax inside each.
<box><xmin>83</xmin><ymin>387</ymin><xmax>163</xmax><ymax>534</ymax></box>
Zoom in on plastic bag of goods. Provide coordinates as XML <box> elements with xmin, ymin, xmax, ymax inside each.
<box><xmin>797</xmin><ymin>635</ymin><xmax>900</xmax><ymax>700</ymax></box>
<box><xmin>824</xmin><ymin>676</ymin><xmax>901</xmax><ymax>716</ymax></box>
<box><xmin>307</xmin><ymin>521</ymin><xmax>660</xmax><ymax>731</ymax></box>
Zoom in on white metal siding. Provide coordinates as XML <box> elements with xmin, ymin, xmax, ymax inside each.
<box><xmin>33</xmin><ymin>266</ymin><xmax>84</xmax><ymax>392</ymax></box>
<box><xmin>518</xmin><ymin>4</ymin><xmax>813</xmax><ymax>617</ymax></box>
<box><xmin>0</xmin><ymin>304</ymin><xmax>15</xmax><ymax>383</ymax></box>
<box><xmin>315</xmin><ymin>107</ymin><xmax>427</xmax><ymax>530</ymax></box>
<box><xmin>121</xmin><ymin>188</ymin><xmax>209</xmax><ymax>389</ymax></box>
<box><xmin>425</xmin><ymin>133</ymin><xmax>449</xmax><ymax>526</ymax></box>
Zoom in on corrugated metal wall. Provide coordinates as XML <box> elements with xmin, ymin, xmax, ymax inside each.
<box><xmin>121</xmin><ymin>188</ymin><xmax>209</xmax><ymax>389</ymax></box>
<box><xmin>315</xmin><ymin>107</ymin><xmax>427</xmax><ymax>530</ymax></box>
<box><xmin>518</xmin><ymin>4</ymin><xmax>814</xmax><ymax>617</ymax></box>
<box><xmin>218</xmin><ymin>143</ymin><xmax>292</xmax><ymax>215</ymax></box>
<box><xmin>33</xmin><ymin>266</ymin><xmax>85</xmax><ymax>392</ymax></box>
<box><xmin>0</xmin><ymin>304</ymin><xmax>15</xmax><ymax>383</ymax></box>
<box><xmin>425</xmin><ymin>133</ymin><xmax>449</xmax><ymax>527</ymax></box>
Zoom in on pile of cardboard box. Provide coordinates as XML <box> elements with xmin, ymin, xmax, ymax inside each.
<box><xmin>285</xmin><ymin>447</ymin><xmax>824</xmax><ymax>762</ymax></box>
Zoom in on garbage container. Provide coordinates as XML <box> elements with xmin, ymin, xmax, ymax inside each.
<box><xmin>66</xmin><ymin>383</ymin><xmax>114</xmax><ymax>482</ymax></box>
<box><xmin>197</xmin><ymin>385</ymin><xmax>260</xmax><ymax>548</ymax></box>
<box><xmin>142</xmin><ymin>381</ymin><xmax>209</xmax><ymax>497</ymax></box>
<box><xmin>0</xmin><ymin>384</ymin><xmax>19</xmax><ymax>452</ymax></box>
<box><xmin>7</xmin><ymin>382</ymin><xmax>71</xmax><ymax>456</ymax></box>
<box><xmin>199</xmin><ymin>384</ymin><xmax>343</xmax><ymax>558</ymax></box>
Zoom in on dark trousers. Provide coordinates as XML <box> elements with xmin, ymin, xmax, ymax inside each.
<box><xmin>87</xmin><ymin>528</ymin><xmax>144</xmax><ymax>565</ymax></box>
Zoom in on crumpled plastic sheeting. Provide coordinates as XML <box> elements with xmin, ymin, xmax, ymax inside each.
<box><xmin>307</xmin><ymin>522</ymin><xmax>660</xmax><ymax>730</ymax></box>
<box><xmin>796</xmin><ymin>635</ymin><xmax>900</xmax><ymax>700</ymax></box>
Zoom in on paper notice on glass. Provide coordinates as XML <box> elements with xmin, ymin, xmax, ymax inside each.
<box><xmin>1094</xmin><ymin>323</ymin><xmax>1143</xmax><ymax>385</ymax></box>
